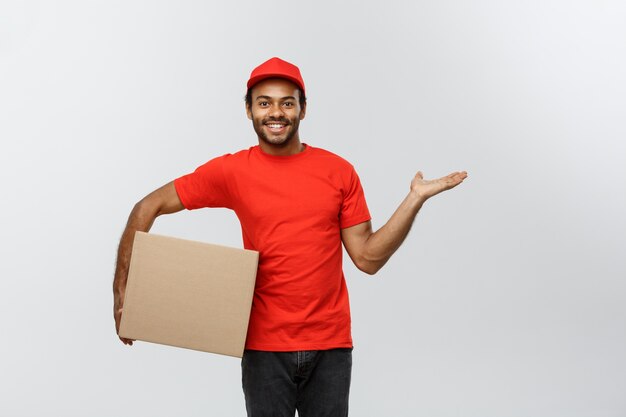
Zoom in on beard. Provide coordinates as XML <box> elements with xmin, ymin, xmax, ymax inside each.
<box><xmin>252</xmin><ymin>114</ymin><xmax>301</xmax><ymax>147</ymax></box>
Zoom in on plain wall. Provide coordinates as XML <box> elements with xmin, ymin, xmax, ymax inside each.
<box><xmin>1</xmin><ymin>1</ymin><xmax>625</xmax><ymax>416</ymax></box>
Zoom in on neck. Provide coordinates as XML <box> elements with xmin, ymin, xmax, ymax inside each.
<box><xmin>258</xmin><ymin>136</ymin><xmax>304</xmax><ymax>156</ymax></box>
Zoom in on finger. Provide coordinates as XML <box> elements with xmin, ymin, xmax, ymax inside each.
<box><xmin>119</xmin><ymin>336</ymin><xmax>134</xmax><ymax>346</ymax></box>
<box><xmin>415</xmin><ymin>171</ymin><xmax>423</xmax><ymax>180</ymax></box>
<box><xmin>448</xmin><ymin>173</ymin><xmax>463</xmax><ymax>183</ymax></box>
<box><xmin>440</xmin><ymin>173</ymin><xmax>458</xmax><ymax>184</ymax></box>
<box><xmin>435</xmin><ymin>174</ymin><xmax>461</xmax><ymax>190</ymax></box>
<box><xmin>448</xmin><ymin>171</ymin><xmax>468</xmax><ymax>182</ymax></box>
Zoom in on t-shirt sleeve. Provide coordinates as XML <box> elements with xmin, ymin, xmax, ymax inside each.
<box><xmin>173</xmin><ymin>155</ymin><xmax>233</xmax><ymax>210</ymax></box>
<box><xmin>339</xmin><ymin>167</ymin><xmax>371</xmax><ymax>229</ymax></box>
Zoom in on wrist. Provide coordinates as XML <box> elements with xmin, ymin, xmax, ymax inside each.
<box><xmin>407</xmin><ymin>189</ymin><xmax>427</xmax><ymax>207</ymax></box>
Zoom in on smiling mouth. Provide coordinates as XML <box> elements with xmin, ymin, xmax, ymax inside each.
<box><xmin>264</xmin><ymin>121</ymin><xmax>289</xmax><ymax>133</ymax></box>
<box><xmin>266</xmin><ymin>123</ymin><xmax>286</xmax><ymax>129</ymax></box>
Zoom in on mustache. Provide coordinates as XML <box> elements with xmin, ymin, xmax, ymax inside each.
<box><xmin>262</xmin><ymin>117</ymin><xmax>291</xmax><ymax>125</ymax></box>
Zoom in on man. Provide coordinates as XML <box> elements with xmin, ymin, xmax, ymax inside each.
<box><xmin>113</xmin><ymin>57</ymin><xmax>467</xmax><ymax>417</ymax></box>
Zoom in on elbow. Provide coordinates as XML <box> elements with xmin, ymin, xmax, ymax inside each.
<box><xmin>355</xmin><ymin>259</ymin><xmax>384</xmax><ymax>276</ymax></box>
<box><xmin>128</xmin><ymin>198</ymin><xmax>160</xmax><ymax>228</ymax></box>
<box><xmin>133</xmin><ymin>196</ymin><xmax>161</xmax><ymax>219</ymax></box>
<box><xmin>352</xmin><ymin>247</ymin><xmax>389</xmax><ymax>275</ymax></box>
<box><xmin>360</xmin><ymin>266</ymin><xmax>380</xmax><ymax>276</ymax></box>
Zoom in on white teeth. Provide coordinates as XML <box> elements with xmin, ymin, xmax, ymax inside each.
<box><xmin>268</xmin><ymin>124</ymin><xmax>284</xmax><ymax>129</ymax></box>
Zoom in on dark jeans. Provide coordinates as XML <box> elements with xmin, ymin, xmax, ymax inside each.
<box><xmin>241</xmin><ymin>348</ymin><xmax>353</xmax><ymax>417</ymax></box>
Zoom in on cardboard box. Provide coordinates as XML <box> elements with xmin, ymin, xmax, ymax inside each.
<box><xmin>119</xmin><ymin>232</ymin><xmax>259</xmax><ymax>358</ymax></box>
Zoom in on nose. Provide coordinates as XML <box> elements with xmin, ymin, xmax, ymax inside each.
<box><xmin>269</xmin><ymin>103</ymin><xmax>285</xmax><ymax>118</ymax></box>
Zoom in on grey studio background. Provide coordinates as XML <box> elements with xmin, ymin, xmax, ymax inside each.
<box><xmin>1</xmin><ymin>1</ymin><xmax>625</xmax><ymax>416</ymax></box>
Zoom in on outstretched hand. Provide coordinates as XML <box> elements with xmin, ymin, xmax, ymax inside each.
<box><xmin>410</xmin><ymin>171</ymin><xmax>468</xmax><ymax>201</ymax></box>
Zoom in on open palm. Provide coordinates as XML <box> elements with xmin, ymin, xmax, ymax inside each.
<box><xmin>410</xmin><ymin>171</ymin><xmax>468</xmax><ymax>200</ymax></box>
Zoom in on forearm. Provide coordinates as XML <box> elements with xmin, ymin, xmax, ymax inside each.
<box><xmin>112</xmin><ymin>201</ymin><xmax>159</xmax><ymax>311</ymax></box>
<box><xmin>360</xmin><ymin>191</ymin><xmax>425</xmax><ymax>273</ymax></box>
<box><xmin>344</xmin><ymin>170</ymin><xmax>467</xmax><ymax>275</ymax></box>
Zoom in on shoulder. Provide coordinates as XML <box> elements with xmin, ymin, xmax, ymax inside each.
<box><xmin>230</xmin><ymin>147</ymin><xmax>256</xmax><ymax>158</ymax></box>
<box><xmin>308</xmin><ymin>146</ymin><xmax>356</xmax><ymax>171</ymax></box>
<box><xmin>217</xmin><ymin>147</ymin><xmax>253</xmax><ymax>161</ymax></box>
<box><xmin>202</xmin><ymin>147</ymin><xmax>253</xmax><ymax>166</ymax></box>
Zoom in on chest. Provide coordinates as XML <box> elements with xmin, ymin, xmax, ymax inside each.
<box><xmin>230</xmin><ymin>165</ymin><xmax>344</xmax><ymax>230</ymax></box>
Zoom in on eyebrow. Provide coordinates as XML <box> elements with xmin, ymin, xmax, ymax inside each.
<box><xmin>255</xmin><ymin>95</ymin><xmax>297</xmax><ymax>101</ymax></box>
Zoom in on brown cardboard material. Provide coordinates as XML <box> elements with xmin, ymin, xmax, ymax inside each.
<box><xmin>119</xmin><ymin>232</ymin><xmax>259</xmax><ymax>358</ymax></box>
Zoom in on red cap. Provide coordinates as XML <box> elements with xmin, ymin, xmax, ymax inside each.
<box><xmin>247</xmin><ymin>57</ymin><xmax>305</xmax><ymax>94</ymax></box>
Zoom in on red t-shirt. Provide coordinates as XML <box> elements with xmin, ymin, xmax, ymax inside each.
<box><xmin>174</xmin><ymin>144</ymin><xmax>371</xmax><ymax>351</ymax></box>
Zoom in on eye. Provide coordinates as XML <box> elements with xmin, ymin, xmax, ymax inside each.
<box><xmin>283</xmin><ymin>102</ymin><xmax>294</xmax><ymax>107</ymax></box>
<box><xmin>258</xmin><ymin>101</ymin><xmax>269</xmax><ymax>107</ymax></box>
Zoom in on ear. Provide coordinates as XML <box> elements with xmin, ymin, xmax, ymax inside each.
<box><xmin>246</xmin><ymin>103</ymin><xmax>252</xmax><ymax>120</ymax></box>
<box><xmin>299</xmin><ymin>102</ymin><xmax>306</xmax><ymax>120</ymax></box>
